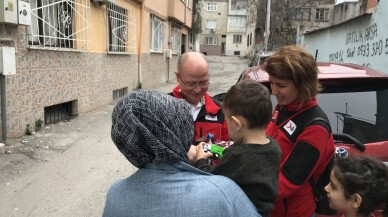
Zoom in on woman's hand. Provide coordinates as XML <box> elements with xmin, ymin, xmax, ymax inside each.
<box><xmin>195</xmin><ymin>142</ymin><xmax>213</xmax><ymax>161</ymax></box>
<box><xmin>187</xmin><ymin>145</ymin><xmax>198</xmax><ymax>165</ymax></box>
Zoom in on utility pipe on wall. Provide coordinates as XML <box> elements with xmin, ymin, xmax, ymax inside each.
<box><xmin>1</xmin><ymin>75</ymin><xmax>7</xmax><ymax>143</ymax></box>
<box><xmin>264</xmin><ymin>0</ymin><xmax>271</xmax><ymax>52</ymax></box>
<box><xmin>137</xmin><ymin>0</ymin><xmax>144</xmax><ymax>88</ymax></box>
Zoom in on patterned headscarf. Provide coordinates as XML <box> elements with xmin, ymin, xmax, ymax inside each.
<box><xmin>111</xmin><ymin>89</ymin><xmax>194</xmax><ymax>168</ymax></box>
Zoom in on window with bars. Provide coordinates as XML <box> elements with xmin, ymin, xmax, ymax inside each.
<box><xmin>205</xmin><ymin>37</ymin><xmax>217</xmax><ymax>45</ymax></box>
<box><xmin>28</xmin><ymin>0</ymin><xmax>90</xmax><ymax>50</ymax></box>
<box><xmin>207</xmin><ymin>3</ymin><xmax>217</xmax><ymax>11</ymax></box>
<box><xmin>315</xmin><ymin>8</ymin><xmax>329</xmax><ymax>21</ymax></box>
<box><xmin>151</xmin><ymin>16</ymin><xmax>165</xmax><ymax>52</ymax></box>
<box><xmin>233</xmin><ymin>35</ymin><xmax>242</xmax><ymax>44</ymax></box>
<box><xmin>171</xmin><ymin>26</ymin><xmax>181</xmax><ymax>54</ymax></box>
<box><xmin>108</xmin><ymin>4</ymin><xmax>136</xmax><ymax>53</ymax></box>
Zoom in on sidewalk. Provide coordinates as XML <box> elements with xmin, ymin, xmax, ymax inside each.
<box><xmin>0</xmin><ymin>55</ymin><xmax>247</xmax><ymax>189</ymax></box>
<box><xmin>0</xmin><ymin>80</ymin><xmax>177</xmax><ymax>183</ymax></box>
<box><xmin>0</xmin><ymin>56</ymin><xmax>248</xmax><ymax>217</ymax></box>
<box><xmin>0</xmin><ymin>81</ymin><xmax>179</xmax><ymax>217</ymax></box>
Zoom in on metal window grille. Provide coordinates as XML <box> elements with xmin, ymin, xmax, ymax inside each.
<box><xmin>151</xmin><ymin>16</ymin><xmax>165</xmax><ymax>52</ymax></box>
<box><xmin>171</xmin><ymin>26</ymin><xmax>181</xmax><ymax>54</ymax></box>
<box><xmin>44</xmin><ymin>101</ymin><xmax>75</xmax><ymax>124</ymax></box>
<box><xmin>113</xmin><ymin>87</ymin><xmax>128</xmax><ymax>100</ymax></box>
<box><xmin>108</xmin><ymin>4</ymin><xmax>136</xmax><ymax>53</ymax></box>
<box><xmin>28</xmin><ymin>0</ymin><xmax>90</xmax><ymax>50</ymax></box>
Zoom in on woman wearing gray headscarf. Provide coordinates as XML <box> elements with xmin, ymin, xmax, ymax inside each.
<box><xmin>103</xmin><ymin>90</ymin><xmax>260</xmax><ymax>217</ymax></box>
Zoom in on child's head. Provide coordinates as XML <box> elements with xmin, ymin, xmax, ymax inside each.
<box><xmin>222</xmin><ymin>80</ymin><xmax>272</xmax><ymax>141</ymax></box>
<box><xmin>325</xmin><ymin>156</ymin><xmax>388</xmax><ymax>217</ymax></box>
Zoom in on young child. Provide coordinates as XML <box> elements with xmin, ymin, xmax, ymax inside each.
<box><xmin>195</xmin><ymin>80</ymin><xmax>281</xmax><ymax>217</ymax></box>
<box><xmin>325</xmin><ymin>156</ymin><xmax>388</xmax><ymax>217</ymax></box>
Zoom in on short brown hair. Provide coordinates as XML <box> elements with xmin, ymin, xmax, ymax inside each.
<box><xmin>222</xmin><ymin>80</ymin><xmax>272</xmax><ymax>129</ymax></box>
<box><xmin>264</xmin><ymin>45</ymin><xmax>322</xmax><ymax>105</ymax></box>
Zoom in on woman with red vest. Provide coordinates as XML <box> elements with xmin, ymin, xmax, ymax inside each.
<box><xmin>264</xmin><ymin>45</ymin><xmax>335</xmax><ymax>217</ymax></box>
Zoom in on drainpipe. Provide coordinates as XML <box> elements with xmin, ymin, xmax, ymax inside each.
<box><xmin>264</xmin><ymin>0</ymin><xmax>271</xmax><ymax>52</ymax></box>
<box><xmin>1</xmin><ymin>75</ymin><xmax>6</xmax><ymax>143</ymax></box>
<box><xmin>137</xmin><ymin>0</ymin><xmax>144</xmax><ymax>89</ymax></box>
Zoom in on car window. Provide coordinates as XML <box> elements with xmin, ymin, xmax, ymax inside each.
<box><xmin>318</xmin><ymin>91</ymin><xmax>376</xmax><ymax>142</ymax></box>
<box><xmin>270</xmin><ymin>88</ymin><xmax>388</xmax><ymax>144</ymax></box>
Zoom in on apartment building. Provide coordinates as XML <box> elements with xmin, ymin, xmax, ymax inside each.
<box><xmin>199</xmin><ymin>0</ymin><xmax>248</xmax><ymax>56</ymax></box>
<box><xmin>199</xmin><ymin>0</ymin><xmax>229</xmax><ymax>55</ymax></box>
<box><xmin>224</xmin><ymin>0</ymin><xmax>248</xmax><ymax>56</ymax></box>
<box><xmin>0</xmin><ymin>0</ymin><xmax>192</xmax><ymax>140</ymax></box>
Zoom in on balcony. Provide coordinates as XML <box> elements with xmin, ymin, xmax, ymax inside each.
<box><xmin>168</xmin><ymin>0</ymin><xmax>192</xmax><ymax>27</ymax></box>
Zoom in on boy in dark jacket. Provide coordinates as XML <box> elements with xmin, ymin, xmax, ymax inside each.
<box><xmin>195</xmin><ymin>80</ymin><xmax>281</xmax><ymax>217</ymax></box>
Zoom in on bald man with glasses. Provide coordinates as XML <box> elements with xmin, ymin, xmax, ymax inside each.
<box><xmin>170</xmin><ymin>52</ymin><xmax>229</xmax><ymax>148</ymax></box>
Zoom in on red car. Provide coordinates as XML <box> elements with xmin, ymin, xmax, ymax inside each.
<box><xmin>236</xmin><ymin>62</ymin><xmax>388</xmax><ymax>217</ymax></box>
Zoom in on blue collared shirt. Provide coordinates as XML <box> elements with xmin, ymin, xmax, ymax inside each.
<box><xmin>103</xmin><ymin>161</ymin><xmax>260</xmax><ymax>217</ymax></box>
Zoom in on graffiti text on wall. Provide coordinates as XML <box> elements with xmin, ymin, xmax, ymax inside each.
<box><xmin>345</xmin><ymin>23</ymin><xmax>378</xmax><ymax>45</ymax></box>
<box><xmin>329</xmin><ymin>23</ymin><xmax>388</xmax><ymax>68</ymax></box>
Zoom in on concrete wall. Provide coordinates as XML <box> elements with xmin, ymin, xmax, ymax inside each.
<box><xmin>332</xmin><ymin>1</ymin><xmax>364</xmax><ymax>25</ymax></box>
<box><xmin>200</xmin><ymin>44</ymin><xmax>223</xmax><ymax>55</ymax></box>
<box><xmin>225</xmin><ymin>34</ymin><xmax>246</xmax><ymax>56</ymax></box>
<box><xmin>302</xmin><ymin>1</ymin><xmax>388</xmax><ymax>73</ymax></box>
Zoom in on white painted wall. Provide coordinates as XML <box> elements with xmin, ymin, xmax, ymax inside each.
<box><xmin>302</xmin><ymin>1</ymin><xmax>388</xmax><ymax>74</ymax></box>
<box><xmin>225</xmin><ymin>34</ymin><xmax>246</xmax><ymax>56</ymax></box>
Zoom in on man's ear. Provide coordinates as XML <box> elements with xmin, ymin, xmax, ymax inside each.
<box><xmin>351</xmin><ymin>193</ymin><xmax>362</xmax><ymax>209</ymax></box>
<box><xmin>231</xmin><ymin>116</ymin><xmax>243</xmax><ymax>131</ymax></box>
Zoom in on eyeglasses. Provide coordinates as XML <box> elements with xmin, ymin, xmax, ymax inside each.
<box><xmin>179</xmin><ymin>77</ymin><xmax>210</xmax><ymax>88</ymax></box>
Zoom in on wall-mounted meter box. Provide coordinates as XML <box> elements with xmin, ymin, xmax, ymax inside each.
<box><xmin>0</xmin><ymin>47</ymin><xmax>17</xmax><ymax>76</ymax></box>
<box><xmin>18</xmin><ymin>0</ymin><xmax>30</xmax><ymax>25</ymax></box>
<box><xmin>0</xmin><ymin>0</ymin><xmax>18</xmax><ymax>24</ymax></box>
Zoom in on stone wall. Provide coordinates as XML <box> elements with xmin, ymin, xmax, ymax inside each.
<box><xmin>1</xmin><ymin>25</ymin><xmax>139</xmax><ymax>138</ymax></box>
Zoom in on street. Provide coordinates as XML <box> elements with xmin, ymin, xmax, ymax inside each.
<box><xmin>0</xmin><ymin>56</ymin><xmax>249</xmax><ymax>217</ymax></box>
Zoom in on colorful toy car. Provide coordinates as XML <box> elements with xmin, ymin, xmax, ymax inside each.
<box><xmin>203</xmin><ymin>143</ymin><xmax>225</xmax><ymax>159</ymax></box>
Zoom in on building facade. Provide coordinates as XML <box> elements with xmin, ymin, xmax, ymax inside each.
<box><xmin>199</xmin><ymin>0</ymin><xmax>248</xmax><ymax>56</ymax></box>
<box><xmin>301</xmin><ymin>0</ymin><xmax>387</xmax><ymax>74</ymax></box>
<box><xmin>199</xmin><ymin>0</ymin><xmax>229</xmax><ymax>56</ymax></box>
<box><xmin>0</xmin><ymin>0</ymin><xmax>192</xmax><ymax>140</ymax></box>
<box><xmin>225</xmin><ymin>0</ymin><xmax>248</xmax><ymax>56</ymax></box>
